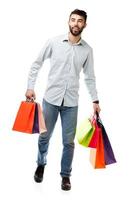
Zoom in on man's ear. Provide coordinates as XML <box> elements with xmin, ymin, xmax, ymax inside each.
<box><xmin>84</xmin><ymin>23</ymin><xmax>87</xmax><ymax>28</ymax></box>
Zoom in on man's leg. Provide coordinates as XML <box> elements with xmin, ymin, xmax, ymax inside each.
<box><xmin>37</xmin><ymin>98</ymin><xmax>59</xmax><ymax>166</ymax></box>
<box><xmin>34</xmin><ymin>99</ymin><xmax>59</xmax><ymax>182</ymax></box>
<box><xmin>60</xmin><ymin>105</ymin><xmax>78</xmax><ymax>189</ymax></box>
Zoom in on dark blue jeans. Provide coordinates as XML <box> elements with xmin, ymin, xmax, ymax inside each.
<box><xmin>37</xmin><ymin>98</ymin><xmax>78</xmax><ymax>177</ymax></box>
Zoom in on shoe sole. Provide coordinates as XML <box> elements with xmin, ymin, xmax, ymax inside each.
<box><xmin>61</xmin><ymin>185</ymin><xmax>71</xmax><ymax>191</ymax></box>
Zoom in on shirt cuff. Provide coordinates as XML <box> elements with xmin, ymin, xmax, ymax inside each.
<box><xmin>93</xmin><ymin>100</ymin><xmax>99</xmax><ymax>104</ymax></box>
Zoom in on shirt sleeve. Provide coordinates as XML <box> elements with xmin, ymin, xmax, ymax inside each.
<box><xmin>83</xmin><ymin>47</ymin><xmax>99</xmax><ymax>102</ymax></box>
<box><xmin>27</xmin><ymin>39</ymin><xmax>52</xmax><ymax>90</ymax></box>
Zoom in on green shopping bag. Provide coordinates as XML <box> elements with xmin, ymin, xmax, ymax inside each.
<box><xmin>76</xmin><ymin>118</ymin><xmax>95</xmax><ymax>147</ymax></box>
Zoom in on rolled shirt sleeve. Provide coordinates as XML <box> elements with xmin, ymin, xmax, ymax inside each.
<box><xmin>83</xmin><ymin>47</ymin><xmax>99</xmax><ymax>102</ymax></box>
<box><xmin>27</xmin><ymin>39</ymin><xmax>52</xmax><ymax>90</ymax></box>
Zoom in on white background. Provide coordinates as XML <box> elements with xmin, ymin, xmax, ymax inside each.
<box><xmin>0</xmin><ymin>0</ymin><xmax>130</xmax><ymax>199</ymax></box>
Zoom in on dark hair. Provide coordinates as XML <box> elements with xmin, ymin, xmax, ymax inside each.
<box><xmin>69</xmin><ymin>9</ymin><xmax>87</xmax><ymax>22</ymax></box>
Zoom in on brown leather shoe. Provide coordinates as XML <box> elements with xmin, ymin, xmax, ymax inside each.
<box><xmin>61</xmin><ymin>177</ymin><xmax>71</xmax><ymax>191</ymax></box>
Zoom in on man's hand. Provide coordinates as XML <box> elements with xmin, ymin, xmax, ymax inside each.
<box><xmin>25</xmin><ymin>89</ymin><xmax>36</xmax><ymax>100</ymax></box>
<box><xmin>93</xmin><ymin>103</ymin><xmax>101</xmax><ymax>115</ymax></box>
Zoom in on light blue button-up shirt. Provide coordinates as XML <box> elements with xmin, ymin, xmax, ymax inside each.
<box><xmin>27</xmin><ymin>34</ymin><xmax>98</xmax><ymax>107</ymax></box>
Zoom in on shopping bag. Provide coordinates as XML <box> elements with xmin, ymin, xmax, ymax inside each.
<box><xmin>89</xmin><ymin>122</ymin><xmax>106</xmax><ymax>168</ymax></box>
<box><xmin>37</xmin><ymin>103</ymin><xmax>47</xmax><ymax>133</ymax></box>
<box><xmin>32</xmin><ymin>103</ymin><xmax>39</xmax><ymax>133</ymax></box>
<box><xmin>12</xmin><ymin>101</ymin><xmax>36</xmax><ymax>133</ymax></box>
<box><xmin>88</xmin><ymin>118</ymin><xmax>99</xmax><ymax>148</ymax></box>
<box><xmin>98</xmin><ymin>117</ymin><xmax>117</xmax><ymax>165</ymax></box>
<box><xmin>89</xmin><ymin>112</ymin><xmax>116</xmax><ymax>168</ymax></box>
<box><xmin>76</xmin><ymin>118</ymin><xmax>95</xmax><ymax>147</ymax></box>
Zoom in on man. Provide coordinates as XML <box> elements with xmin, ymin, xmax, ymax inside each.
<box><xmin>25</xmin><ymin>9</ymin><xmax>101</xmax><ymax>191</ymax></box>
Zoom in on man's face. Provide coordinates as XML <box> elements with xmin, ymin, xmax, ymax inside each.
<box><xmin>68</xmin><ymin>14</ymin><xmax>86</xmax><ymax>36</ymax></box>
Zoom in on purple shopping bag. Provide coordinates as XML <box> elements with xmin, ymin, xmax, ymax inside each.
<box><xmin>32</xmin><ymin>103</ymin><xmax>39</xmax><ymax>133</ymax></box>
<box><xmin>101</xmin><ymin>124</ymin><xmax>116</xmax><ymax>165</ymax></box>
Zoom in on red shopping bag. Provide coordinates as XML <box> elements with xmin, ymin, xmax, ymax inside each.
<box><xmin>88</xmin><ymin>118</ymin><xmax>99</xmax><ymax>148</ymax></box>
<box><xmin>12</xmin><ymin>101</ymin><xmax>36</xmax><ymax>133</ymax></box>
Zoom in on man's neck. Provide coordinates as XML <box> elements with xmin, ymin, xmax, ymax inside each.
<box><xmin>68</xmin><ymin>32</ymin><xmax>81</xmax><ymax>44</ymax></box>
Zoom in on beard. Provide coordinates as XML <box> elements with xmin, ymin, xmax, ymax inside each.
<box><xmin>69</xmin><ymin>25</ymin><xmax>84</xmax><ymax>36</ymax></box>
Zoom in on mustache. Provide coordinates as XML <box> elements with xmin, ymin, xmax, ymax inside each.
<box><xmin>72</xmin><ymin>26</ymin><xmax>80</xmax><ymax>29</ymax></box>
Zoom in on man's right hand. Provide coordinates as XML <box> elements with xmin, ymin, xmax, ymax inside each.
<box><xmin>25</xmin><ymin>89</ymin><xmax>36</xmax><ymax>100</ymax></box>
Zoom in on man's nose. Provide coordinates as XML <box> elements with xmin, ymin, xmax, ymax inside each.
<box><xmin>73</xmin><ymin>21</ymin><xmax>78</xmax><ymax>26</ymax></box>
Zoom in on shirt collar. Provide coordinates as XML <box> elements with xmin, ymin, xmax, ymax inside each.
<box><xmin>62</xmin><ymin>33</ymin><xmax>85</xmax><ymax>46</ymax></box>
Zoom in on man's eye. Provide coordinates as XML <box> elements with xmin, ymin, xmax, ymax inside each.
<box><xmin>78</xmin><ymin>20</ymin><xmax>83</xmax><ymax>22</ymax></box>
<box><xmin>71</xmin><ymin>18</ymin><xmax>75</xmax><ymax>22</ymax></box>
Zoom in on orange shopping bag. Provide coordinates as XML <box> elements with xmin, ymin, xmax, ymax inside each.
<box><xmin>12</xmin><ymin>101</ymin><xmax>36</xmax><ymax>133</ymax></box>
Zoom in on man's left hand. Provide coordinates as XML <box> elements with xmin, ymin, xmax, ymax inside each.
<box><xmin>93</xmin><ymin>103</ymin><xmax>101</xmax><ymax>115</ymax></box>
